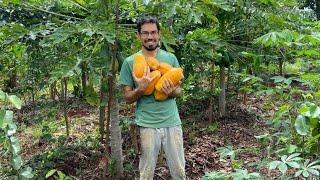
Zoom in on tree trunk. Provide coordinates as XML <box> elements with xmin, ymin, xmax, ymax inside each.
<box><xmin>315</xmin><ymin>0</ymin><xmax>320</xmax><ymax>20</ymax></box>
<box><xmin>110</xmin><ymin>92</ymin><xmax>123</xmax><ymax>178</ymax></box>
<box><xmin>63</xmin><ymin>77</ymin><xmax>69</xmax><ymax>137</ymax></box>
<box><xmin>81</xmin><ymin>62</ymin><xmax>87</xmax><ymax>97</ymax></box>
<box><xmin>219</xmin><ymin>66</ymin><xmax>226</xmax><ymax>116</ymax></box>
<box><xmin>99</xmin><ymin>69</ymin><xmax>108</xmax><ymax>143</ymax></box>
<box><xmin>109</xmin><ymin>1</ymin><xmax>123</xmax><ymax>177</ymax></box>
<box><xmin>208</xmin><ymin>61</ymin><xmax>215</xmax><ymax>123</ymax></box>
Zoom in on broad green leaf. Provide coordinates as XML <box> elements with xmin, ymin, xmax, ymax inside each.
<box><xmin>269</xmin><ymin>161</ymin><xmax>281</xmax><ymax>170</ymax></box>
<box><xmin>308</xmin><ymin>169</ymin><xmax>319</xmax><ymax>176</ymax></box>
<box><xmin>295</xmin><ymin>115</ymin><xmax>309</xmax><ymax>136</ymax></box>
<box><xmin>7</xmin><ymin>123</ymin><xmax>17</xmax><ymax>136</ymax></box>
<box><xmin>302</xmin><ymin>170</ymin><xmax>309</xmax><ymax>177</ymax></box>
<box><xmin>0</xmin><ymin>109</ymin><xmax>5</xmax><ymax>127</ymax></box>
<box><xmin>12</xmin><ymin>156</ymin><xmax>22</xmax><ymax>170</ymax></box>
<box><xmin>278</xmin><ymin>163</ymin><xmax>288</xmax><ymax>174</ymax></box>
<box><xmin>20</xmin><ymin>167</ymin><xmax>33</xmax><ymax>178</ymax></box>
<box><xmin>271</xmin><ymin>76</ymin><xmax>286</xmax><ymax>83</ymax></box>
<box><xmin>2</xmin><ymin>110</ymin><xmax>13</xmax><ymax>129</ymax></box>
<box><xmin>8</xmin><ymin>95</ymin><xmax>22</xmax><ymax>109</ymax></box>
<box><xmin>45</xmin><ymin>169</ymin><xmax>57</xmax><ymax>178</ymax></box>
<box><xmin>281</xmin><ymin>155</ymin><xmax>288</xmax><ymax>162</ymax></box>
<box><xmin>287</xmin><ymin>144</ymin><xmax>298</xmax><ymax>153</ymax></box>
<box><xmin>10</xmin><ymin>136</ymin><xmax>20</xmax><ymax>155</ymax></box>
<box><xmin>287</xmin><ymin>153</ymin><xmax>301</xmax><ymax>160</ymax></box>
<box><xmin>294</xmin><ymin>170</ymin><xmax>303</xmax><ymax>177</ymax></box>
<box><xmin>310</xmin><ymin>106</ymin><xmax>320</xmax><ymax>118</ymax></box>
<box><xmin>0</xmin><ymin>90</ymin><xmax>6</xmax><ymax>101</ymax></box>
<box><xmin>287</xmin><ymin>162</ymin><xmax>300</xmax><ymax>168</ymax></box>
<box><xmin>57</xmin><ymin>170</ymin><xmax>66</xmax><ymax>178</ymax></box>
<box><xmin>299</xmin><ymin>104</ymin><xmax>310</xmax><ymax>117</ymax></box>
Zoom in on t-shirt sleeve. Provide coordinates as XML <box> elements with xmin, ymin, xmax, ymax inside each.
<box><xmin>172</xmin><ymin>54</ymin><xmax>180</xmax><ymax>68</ymax></box>
<box><xmin>119</xmin><ymin>59</ymin><xmax>134</xmax><ymax>87</ymax></box>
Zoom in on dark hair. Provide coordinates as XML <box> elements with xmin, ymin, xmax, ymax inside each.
<box><xmin>136</xmin><ymin>16</ymin><xmax>160</xmax><ymax>33</ymax></box>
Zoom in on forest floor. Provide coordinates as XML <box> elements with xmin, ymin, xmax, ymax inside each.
<box><xmin>14</xmin><ymin>95</ymin><xmax>274</xmax><ymax>179</ymax></box>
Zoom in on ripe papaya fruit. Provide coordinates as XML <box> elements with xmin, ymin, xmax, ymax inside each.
<box><xmin>158</xmin><ymin>62</ymin><xmax>172</xmax><ymax>75</ymax></box>
<box><xmin>155</xmin><ymin>68</ymin><xmax>184</xmax><ymax>92</ymax></box>
<box><xmin>144</xmin><ymin>70</ymin><xmax>161</xmax><ymax>95</ymax></box>
<box><xmin>154</xmin><ymin>89</ymin><xmax>168</xmax><ymax>101</ymax></box>
<box><xmin>146</xmin><ymin>57</ymin><xmax>160</xmax><ymax>70</ymax></box>
<box><xmin>133</xmin><ymin>54</ymin><xmax>148</xmax><ymax>78</ymax></box>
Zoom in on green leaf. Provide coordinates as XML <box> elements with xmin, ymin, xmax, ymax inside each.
<box><xmin>278</xmin><ymin>163</ymin><xmax>288</xmax><ymax>174</ymax></box>
<box><xmin>287</xmin><ymin>162</ymin><xmax>300</xmax><ymax>168</ymax></box>
<box><xmin>0</xmin><ymin>109</ymin><xmax>6</xmax><ymax>127</ymax></box>
<box><xmin>299</xmin><ymin>104</ymin><xmax>310</xmax><ymax>117</ymax></box>
<box><xmin>7</xmin><ymin>123</ymin><xmax>17</xmax><ymax>136</ymax></box>
<box><xmin>310</xmin><ymin>106</ymin><xmax>320</xmax><ymax>119</ymax></box>
<box><xmin>271</xmin><ymin>76</ymin><xmax>286</xmax><ymax>83</ymax></box>
<box><xmin>295</xmin><ymin>115</ymin><xmax>309</xmax><ymax>136</ymax></box>
<box><xmin>10</xmin><ymin>136</ymin><xmax>20</xmax><ymax>155</ymax></box>
<box><xmin>8</xmin><ymin>95</ymin><xmax>22</xmax><ymax>109</ymax></box>
<box><xmin>302</xmin><ymin>170</ymin><xmax>309</xmax><ymax>177</ymax></box>
<box><xmin>45</xmin><ymin>169</ymin><xmax>57</xmax><ymax>178</ymax></box>
<box><xmin>57</xmin><ymin>170</ymin><xmax>66</xmax><ymax>178</ymax></box>
<box><xmin>308</xmin><ymin>169</ymin><xmax>319</xmax><ymax>176</ymax></box>
<box><xmin>2</xmin><ymin>110</ymin><xmax>13</xmax><ymax>129</ymax></box>
<box><xmin>0</xmin><ymin>90</ymin><xmax>6</xmax><ymax>101</ymax></box>
<box><xmin>287</xmin><ymin>144</ymin><xmax>298</xmax><ymax>153</ymax></box>
<box><xmin>12</xmin><ymin>156</ymin><xmax>22</xmax><ymax>170</ymax></box>
<box><xmin>294</xmin><ymin>170</ymin><xmax>303</xmax><ymax>177</ymax></box>
<box><xmin>269</xmin><ymin>161</ymin><xmax>281</xmax><ymax>170</ymax></box>
<box><xmin>20</xmin><ymin>167</ymin><xmax>33</xmax><ymax>178</ymax></box>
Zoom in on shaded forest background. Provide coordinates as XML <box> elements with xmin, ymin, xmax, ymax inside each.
<box><xmin>0</xmin><ymin>0</ymin><xmax>320</xmax><ymax>179</ymax></box>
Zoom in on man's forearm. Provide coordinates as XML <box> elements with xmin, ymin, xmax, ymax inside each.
<box><xmin>125</xmin><ymin>88</ymin><xmax>144</xmax><ymax>104</ymax></box>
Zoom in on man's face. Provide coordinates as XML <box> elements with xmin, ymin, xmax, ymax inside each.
<box><xmin>138</xmin><ymin>23</ymin><xmax>160</xmax><ymax>51</ymax></box>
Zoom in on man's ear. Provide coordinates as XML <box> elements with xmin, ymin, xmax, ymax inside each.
<box><xmin>136</xmin><ymin>32</ymin><xmax>140</xmax><ymax>40</ymax></box>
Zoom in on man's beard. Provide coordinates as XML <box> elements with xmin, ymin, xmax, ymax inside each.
<box><xmin>143</xmin><ymin>41</ymin><xmax>159</xmax><ymax>51</ymax></box>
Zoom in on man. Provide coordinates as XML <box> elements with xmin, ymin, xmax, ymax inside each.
<box><xmin>119</xmin><ymin>16</ymin><xmax>186</xmax><ymax>180</ymax></box>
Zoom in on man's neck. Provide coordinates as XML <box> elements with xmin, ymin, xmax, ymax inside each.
<box><xmin>142</xmin><ymin>47</ymin><xmax>158</xmax><ymax>57</ymax></box>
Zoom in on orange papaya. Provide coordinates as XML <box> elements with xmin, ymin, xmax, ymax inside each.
<box><xmin>146</xmin><ymin>57</ymin><xmax>160</xmax><ymax>70</ymax></box>
<box><xmin>158</xmin><ymin>62</ymin><xmax>172</xmax><ymax>75</ymax></box>
<box><xmin>133</xmin><ymin>54</ymin><xmax>148</xmax><ymax>78</ymax></box>
<box><xmin>155</xmin><ymin>68</ymin><xmax>183</xmax><ymax>92</ymax></box>
<box><xmin>154</xmin><ymin>89</ymin><xmax>168</xmax><ymax>101</ymax></box>
<box><xmin>144</xmin><ymin>70</ymin><xmax>161</xmax><ymax>95</ymax></box>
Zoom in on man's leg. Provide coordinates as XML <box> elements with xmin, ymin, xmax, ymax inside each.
<box><xmin>163</xmin><ymin>125</ymin><xmax>186</xmax><ymax>180</ymax></box>
<box><xmin>139</xmin><ymin>127</ymin><xmax>161</xmax><ymax>180</ymax></box>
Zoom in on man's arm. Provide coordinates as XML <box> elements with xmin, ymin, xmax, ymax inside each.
<box><xmin>123</xmin><ymin>66</ymin><xmax>154</xmax><ymax>104</ymax></box>
<box><xmin>123</xmin><ymin>86</ymin><xmax>144</xmax><ymax>104</ymax></box>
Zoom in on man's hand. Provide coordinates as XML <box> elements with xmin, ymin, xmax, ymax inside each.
<box><xmin>161</xmin><ymin>79</ymin><xmax>182</xmax><ymax>96</ymax></box>
<box><xmin>132</xmin><ymin>66</ymin><xmax>154</xmax><ymax>93</ymax></box>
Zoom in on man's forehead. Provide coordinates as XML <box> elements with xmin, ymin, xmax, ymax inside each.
<box><xmin>141</xmin><ymin>23</ymin><xmax>158</xmax><ymax>31</ymax></box>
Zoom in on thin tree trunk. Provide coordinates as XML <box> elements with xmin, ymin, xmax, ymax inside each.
<box><xmin>81</xmin><ymin>62</ymin><xmax>87</xmax><ymax>97</ymax></box>
<box><xmin>109</xmin><ymin>0</ymin><xmax>123</xmax><ymax>177</ymax></box>
<box><xmin>63</xmin><ymin>77</ymin><xmax>69</xmax><ymax>137</ymax></box>
<box><xmin>219</xmin><ymin>66</ymin><xmax>226</xmax><ymax>116</ymax></box>
<box><xmin>208</xmin><ymin>59</ymin><xmax>215</xmax><ymax>123</ymax></box>
<box><xmin>110</xmin><ymin>92</ymin><xmax>123</xmax><ymax>178</ymax></box>
<box><xmin>50</xmin><ymin>82</ymin><xmax>55</xmax><ymax>100</ymax></box>
<box><xmin>99</xmin><ymin>69</ymin><xmax>108</xmax><ymax>143</ymax></box>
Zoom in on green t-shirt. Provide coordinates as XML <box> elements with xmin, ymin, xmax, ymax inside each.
<box><xmin>119</xmin><ymin>49</ymin><xmax>181</xmax><ymax>128</ymax></box>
